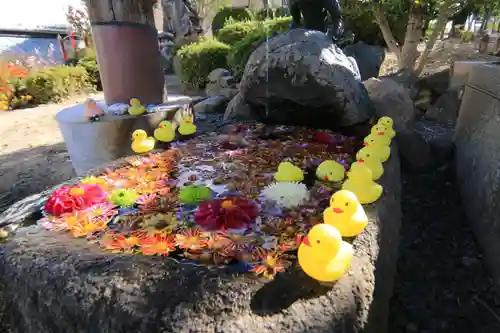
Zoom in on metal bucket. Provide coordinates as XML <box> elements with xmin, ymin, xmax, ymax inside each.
<box><xmin>56</xmin><ymin>98</ymin><xmax>190</xmax><ymax>176</ymax></box>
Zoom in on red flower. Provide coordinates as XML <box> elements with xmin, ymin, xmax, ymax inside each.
<box><xmin>44</xmin><ymin>184</ymin><xmax>106</xmax><ymax>217</ymax></box>
<box><xmin>194</xmin><ymin>197</ymin><xmax>258</xmax><ymax>230</ymax></box>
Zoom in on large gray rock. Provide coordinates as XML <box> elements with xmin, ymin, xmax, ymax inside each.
<box><xmin>380</xmin><ymin>69</ymin><xmax>419</xmax><ymax>100</ymax></box>
<box><xmin>239</xmin><ymin>29</ymin><xmax>375</xmax><ymax>131</ymax></box>
<box><xmin>224</xmin><ymin>92</ymin><xmax>253</xmax><ymax>120</ymax></box>
<box><xmin>0</xmin><ymin>146</ymin><xmax>402</xmax><ymax>333</ymax></box>
<box><xmin>454</xmin><ymin>63</ymin><xmax>500</xmax><ymax>293</ymax></box>
<box><xmin>363</xmin><ymin>78</ymin><xmax>416</xmax><ymax>133</ymax></box>
<box><xmin>397</xmin><ymin>119</ymin><xmax>454</xmax><ymax>171</ymax></box>
<box><xmin>425</xmin><ymin>86</ymin><xmax>464</xmax><ymax>127</ymax></box>
<box><xmin>342</xmin><ymin>42</ymin><xmax>385</xmax><ymax>81</ymax></box>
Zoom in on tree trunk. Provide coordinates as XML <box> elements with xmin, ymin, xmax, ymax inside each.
<box><xmin>479</xmin><ymin>6</ymin><xmax>492</xmax><ymax>34</ymax></box>
<box><xmin>372</xmin><ymin>4</ymin><xmax>402</xmax><ymax>66</ymax></box>
<box><xmin>399</xmin><ymin>3</ymin><xmax>425</xmax><ymax>69</ymax></box>
<box><xmin>415</xmin><ymin>2</ymin><xmax>452</xmax><ymax>75</ymax></box>
<box><xmin>85</xmin><ymin>0</ymin><xmax>165</xmax><ymax>105</ymax></box>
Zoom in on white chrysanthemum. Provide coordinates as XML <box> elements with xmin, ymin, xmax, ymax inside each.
<box><xmin>261</xmin><ymin>182</ymin><xmax>309</xmax><ymax>209</ymax></box>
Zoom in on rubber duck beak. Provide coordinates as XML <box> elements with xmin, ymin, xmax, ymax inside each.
<box><xmin>363</xmin><ymin>142</ymin><xmax>369</xmax><ymax>146</ymax></box>
<box><xmin>323</xmin><ymin>175</ymin><xmax>328</xmax><ymax>181</ymax></box>
<box><xmin>333</xmin><ymin>207</ymin><xmax>343</xmax><ymax>214</ymax></box>
<box><xmin>376</xmin><ymin>132</ymin><xmax>384</xmax><ymax>135</ymax></box>
<box><xmin>358</xmin><ymin>159</ymin><xmax>364</xmax><ymax>163</ymax></box>
<box><xmin>302</xmin><ymin>236</ymin><xmax>311</xmax><ymax>247</ymax></box>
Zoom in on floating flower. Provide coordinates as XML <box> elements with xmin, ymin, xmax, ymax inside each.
<box><xmin>175</xmin><ymin>228</ymin><xmax>208</xmax><ymax>250</ymax></box>
<box><xmin>80</xmin><ymin>176</ymin><xmax>108</xmax><ymax>188</ymax></box>
<box><xmin>68</xmin><ymin>214</ymin><xmax>108</xmax><ymax>238</ymax></box>
<box><xmin>261</xmin><ymin>182</ymin><xmax>309</xmax><ymax>209</ymax></box>
<box><xmin>109</xmin><ymin>188</ymin><xmax>139</xmax><ymax>207</ymax></box>
<box><xmin>84</xmin><ymin>203</ymin><xmax>117</xmax><ymax>221</ymax></box>
<box><xmin>101</xmin><ymin>232</ymin><xmax>141</xmax><ymax>253</ymax></box>
<box><xmin>249</xmin><ymin>248</ymin><xmax>289</xmax><ymax>279</ymax></box>
<box><xmin>139</xmin><ymin>234</ymin><xmax>176</xmax><ymax>256</ymax></box>
<box><xmin>194</xmin><ymin>197</ymin><xmax>258</xmax><ymax>230</ymax></box>
<box><xmin>218</xmin><ymin>231</ymin><xmax>257</xmax><ymax>253</ymax></box>
<box><xmin>179</xmin><ymin>185</ymin><xmax>213</xmax><ymax>205</ymax></box>
<box><xmin>44</xmin><ymin>184</ymin><xmax>106</xmax><ymax>217</ymax></box>
<box><xmin>142</xmin><ymin>212</ymin><xmax>178</xmax><ymax>233</ymax></box>
<box><xmin>137</xmin><ymin>193</ymin><xmax>158</xmax><ymax>213</ymax></box>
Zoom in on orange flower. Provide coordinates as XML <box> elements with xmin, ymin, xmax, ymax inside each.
<box><xmin>68</xmin><ymin>215</ymin><xmax>108</xmax><ymax>238</ymax></box>
<box><xmin>249</xmin><ymin>248</ymin><xmax>289</xmax><ymax>279</ymax></box>
<box><xmin>139</xmin><ymin>234</ymin><xmax>176</xmax><ymax>256</ymax></box>
<box><xmin>101</xmin><ymin>232</ymin><xmax>141</xmax><ymax>253</ymax></box>
<box><xmin>175</xmin><ymin>228</ymin><xmax>208</xmax><ymax>250</ymax></box>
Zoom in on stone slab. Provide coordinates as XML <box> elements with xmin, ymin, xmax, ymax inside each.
<box><xmin>0</xmin><ymin>146</ymin><xmax>401</xmax><ymax>333</ymax></box>
<box><xmin>454</xmin><ymin>63</ymin><xmax>500</xmax><ymax>292</ymax></box>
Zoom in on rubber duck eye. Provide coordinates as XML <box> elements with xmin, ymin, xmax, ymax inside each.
<box><xmin>316</xmin><ymin>240</ymin><xmax>320</xmax><ymax>244</ymax></box>
<box><xmin>345</xmin><ymin>202</ymin><xmax>349</xmax><ymax>206</ymax></box>
<box><xmin>367</xmin><ymin>154</ymin><xmax>370</xmax><ymax>157</ymax></box>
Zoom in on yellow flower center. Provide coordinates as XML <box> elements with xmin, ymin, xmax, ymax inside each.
<box><xmin>265</xmin><ymin>255</ymin><xmax>276</xmax><ymax>267</ymax></box>
<box><xmin>65</xmin><ymin>216</ymin><xmax>77</xmax><ymax>226</ymax></box>
<box><xmin>153</xmin><ymin>242</ymin><xmax>170</xmax><ymax>251</ymax></box>
<box><xmin>125</xmin><ymin>236</ymin><xmax>140</xmax><ymax>246</ymax></box>
<box><xmin>70</xmin><ymin>187</ymin><xmax>85</xmax><ymax>196</ymax></box>
<box><xmin>83</xmin><ymin>223</ymin><xmax>96</xmax><ymax>232</ymax></box>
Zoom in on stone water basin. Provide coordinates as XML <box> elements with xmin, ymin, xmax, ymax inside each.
<box><xmin>0</xmin><ymin>122</ymin><xmax>401</xmax><ymax>333</ymax></box>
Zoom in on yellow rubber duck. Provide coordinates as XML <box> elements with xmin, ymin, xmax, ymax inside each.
<box><xmin>363</xmin><ymin>134</ymin><xmax>391</xmax><ymax>163</ymax></box>
<box><xmin>154</xmin><ymin>120</ymin><xmax>176</xmax><ymax>143</ymax></box>
<box><xmin>370</xmin><ymin>124</ymin><xmax>392</xmax><ymax>142</ymax></box>
<box><xmin>316</xmin><ymin>160</ymin><xmax>345</xmax><ymax>182</ymax></box>
<box><xmin>323</xmin><ymin>190</ymin><xmax>368</xmax><ymax>237</ymax></box>
<box><xmin>131</xmin><ymin>129</ymin><xmax>155</xmax><ymax>154</ymax></box>
<box><xmin>128</xmin><ymin>98</ymin><xmax>146</xmax><ymax>116</ymax></box>
<box><xmin>355</xmin><ymin>147</ymin><xmax>384</xmax><ymax>180</ymax></box>
<box><xmin>298</xmin><ymin>223</ymin><xmax>353</xmax><ymax>282</ymax></box>
<box><xmin>342</xmin><ymin>162</ymin><xmax>383</xmax><ymax>204</ymax></box>
<box><xmin>274</xmin><ymin>161</ymin><xmax>304</xmax><ymax>182</ymax></box>
<box><xmin>377</xmin><ymin>116</ymin><xmax>396</xmax><ymax>139</ymax></box>
<box><xmin>178</xmin><ymin>115</ymin><xmax>197</xmax><ymax>136</ymax></box>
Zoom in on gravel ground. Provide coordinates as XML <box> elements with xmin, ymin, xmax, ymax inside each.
<box><xmin>388</xmin><ymin>166</ymin><xmax>500</xmax><ymax>333</ymax></box>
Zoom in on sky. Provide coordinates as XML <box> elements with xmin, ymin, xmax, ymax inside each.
<box><xmin>0</xmin><ymin>0</ymin><xmax>85</xmax><ymax>29</ymax></box>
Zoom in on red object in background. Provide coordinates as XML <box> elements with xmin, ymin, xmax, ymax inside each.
<box><xmin>314</xmin><ymin>131</ymin><xmax>334</xmax><ymax>144</ymax></box>
<box><xmin>57</xmin><ymin>35</ymin><xmax>68</xmax><ymax>61</ymax></box>
<box><xmin>69</xmin><ymin>31</ymin><xmax>77</xmax><ymax>54</ymax></box>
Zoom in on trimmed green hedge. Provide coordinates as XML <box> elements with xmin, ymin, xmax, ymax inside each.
<box><xmin>211</xmin><ymin>7</ymin><xmax>253</xmax><ymax>37</ymax></box>
<box><xmin>77</xmin><ymin>49</ymin><xmax>102</xmax><ymax>90</ymax></box>
<box><xmin>217</xmin><ymin>21</ymin><xmax>259</xmax><ymax>46</ymax></box>
<box><xmin>25</xmin><ymin>66</ymin><xmax>91</xmax><ymax>104</ymax></box>
<box><xmin>175</xmin><ymin>38</ymin><xmax>232</xmax><ymax>89</ymax></box>
<box><xmin>227</xmin><ymin>17</ymin><xmax>292</xmax><ymax>79</ymax></box>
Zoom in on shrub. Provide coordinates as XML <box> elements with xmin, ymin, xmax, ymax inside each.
<box><xmin>227</xmin><ymin>17</ymin><xmax>293</xmax><ymax>80</ymax></box>
<box><xmin>217</xmin><ymin>21</ymin><xmax>259</xmax><ymax>45</ymax></box>
<box><xmin>460</xmin><ymin>30</ymin><xmax>475</xmax><ymax>42</ymax></box>
<box><xmin>25</xmin><ymin>65</ymin><xmax>90</xmax><ymax>104</ymax></box>
<box><xmin>77</xmin><ymin>49</ymin><xmax>102</xmax><ymax>90</ymax></box>
<box><xmin>274</xmin><ymin>7</ymin><xmax>290</xmax><ymax>18</ymax></box>
<box><xmin>0</xmin><ymin>62</ymin><xmax>30</xmax><ymax>111</ymax></box>
<box><xmin>175</xmin><ymin>38</ymin><xmax>231</xmax><ymax>89</ymax></box>
<box><xmin>211</xmin><ymin>7</ymin><xmax>253</xmax><ymax>36</ymax></box>
<box><xmin>253</xmin><ymin>8</ymin><xmax>274</xmax><ymax>20</ymax></box>
<box><xmin>265</xmin><ymin>16</ymin><xmax>292</xmax><ymax>33</ymax></box>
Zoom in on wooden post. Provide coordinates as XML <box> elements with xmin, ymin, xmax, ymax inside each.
<box><xmin>85</xmin><ymin>0</ymin><xmax>165</xmax><ymax>105</ymax></box>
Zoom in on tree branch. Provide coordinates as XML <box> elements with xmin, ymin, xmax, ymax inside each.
<box><xmin>414</xmin><ymin>0</ymin><xmax>455</xmax><ymax>75</ymax></box>
<box><xmin>372</xmin><ymin>3</ymin><xmax>402</xmax><ymax>62</ymax></box>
